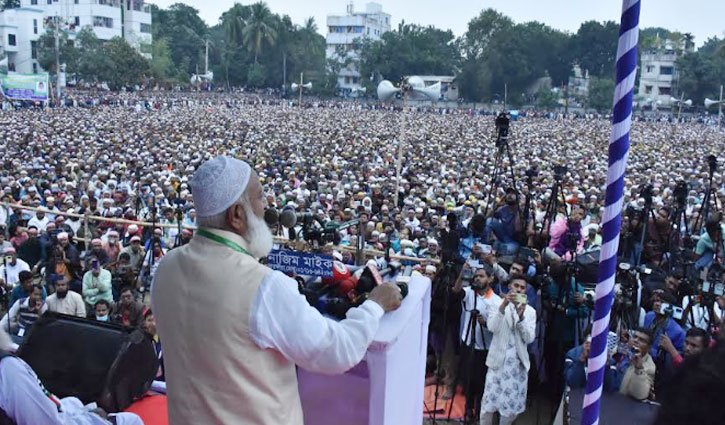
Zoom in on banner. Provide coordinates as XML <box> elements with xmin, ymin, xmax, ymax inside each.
<box><xmin>267</xmin><ymin>249</ymin><xmax>333</xmax><ymax>277</ymax></box>
<box><xmin>0</xmin><ymin>72</ymin><xmax>50</xmax><ymax>101</ymax></box>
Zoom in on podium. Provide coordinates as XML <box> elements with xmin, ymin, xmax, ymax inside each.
<box><xmin>298</xmin><ymin>276</ymin><xmax>432</xmax><ymax>425</ymax></box>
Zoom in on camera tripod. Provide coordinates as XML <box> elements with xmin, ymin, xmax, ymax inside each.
<box><xmin>445</xmin><ymin>288</ymin><xmax>488</xmax><ymax>424</ymax></box>
<box><xmin>537</xmin><ymin>167</ymin><xmax>569</xmax><ymax>247</ymax></box>
<box><xmin>482</xmin><ymin>115</ymin><xmax>519</xmax><ymax>220</ymax></box>
<box><xmin>693</xmin><ymin>155</ymin><xmax>721</xmax><ymax>235</ymax></box>
<box><xmin>634</xmin><ymin>185</ymin><xmax>657</xmax><ymax>267</ymax></box>
<box><xmin>425</xmin><ymin>261</ymin><xmax>460</xmax><ymax>424</ymax></box>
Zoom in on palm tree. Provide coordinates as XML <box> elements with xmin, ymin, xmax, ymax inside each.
<box><xmin>242</xmin><ymin>2</ymin><xmax>277</xmax><ymax>64</ymax></box>
<box><xmin>222</xmin><ymin>3</ymin><xmax>248</xmax><ymax>46</ymax></box>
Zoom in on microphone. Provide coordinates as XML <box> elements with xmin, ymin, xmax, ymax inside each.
<box><xmin>264</xmin><ymin>207</ymin><xmax>299</xmax><ymax>229</ymax></box>
<box><xmin>279</xmin><ymin>208</ymin><xmax>298</xmax><ymax>228</ymax></box>
<box><xmin>264</xmin><ymin>208</ymin><xmax>279</xmax><ymax>227</ymax></box>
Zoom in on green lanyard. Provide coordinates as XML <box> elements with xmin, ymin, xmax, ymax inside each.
<box><xmin>196</xmin><ymin>229</ymin><xmax>252</xmax><ymax>257</ymax></box>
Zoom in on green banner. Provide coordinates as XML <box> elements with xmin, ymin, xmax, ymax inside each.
<box><xmin>0</xmin><ymin>72</ymin><xmax>50</xmax><ymax>101</ymax></box>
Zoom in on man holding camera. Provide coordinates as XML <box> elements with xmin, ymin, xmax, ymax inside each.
<box><xmin>480</xmin><ymin>277</ymin><xmax>536</xmax><ymax>425</ymax></box>
<box><xmin>659</xmin><ymin>327</ymin><xmax>710</xmax><ymax>368</ymax></box>
<box><xmin>613</xmin><ymin>327</ymin><xmax>657</xmax><ymax>401</ymax></box>
<box><xmin>484</xmin><ymin>188</ymin><xmax>523</xmax><ymax>256</ymax></box>
<box><xmin>447</xmin><ymin>263</ymin><xmax>501</xmax><ymax>421</ymax></box>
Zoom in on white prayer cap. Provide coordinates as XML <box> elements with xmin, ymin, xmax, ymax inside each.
<box><xmin>190</xmin><ymin>156</ymin><xmax>252</xmax><ymax>218</ymax></box>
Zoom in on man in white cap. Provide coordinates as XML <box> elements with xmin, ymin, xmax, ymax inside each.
<box><xmin>152</xmin><ymin>156</ymin><xmax>402</xmax><ymax>425</ymax></box>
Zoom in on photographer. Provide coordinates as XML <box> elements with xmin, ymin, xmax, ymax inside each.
<box><xmin>645</xmin><ymin>290</ymin><xmax>685</xmax><ymax>392</ymax></box>
<box><xmin>659</xmin><ymin>327</ymin><xmax>710</xmax><ymax>368</ymax></box>
<box><xmin>612</xmin><ymin>327</ymin><xmax>657</xmax><ymax>401</ymax></box>
<box><xmin>544</xmin><ymin>206</ymin><xmax>585</xmax><ymax>262</ymax></box>
<box><xmin>680</xmin><ymin>276</ymin><xmax>724</xmax><ymax>331</ymax></box>
<box><xmin>483</xmin><ymin>187</ymin><xmax>523</xmax><ymax>256</ymax></box>
<box><xmin>480</xmin><ymin>277</ymin><xmax>536</xmax><ymax>425</ymax></box>
<box><xmin>542</xmin><ymin>262</ymin><xmax>590</xmax><ymax>403</ymax></box>
<box><xmin>694</xmin><ymin>219</ymin><xmax>724</xmax><ymax>271</ymax></box>
<box><xmin>447</xmin><ymin>262</ymin><xmax>501</xmax><ymax>420</ymax></box>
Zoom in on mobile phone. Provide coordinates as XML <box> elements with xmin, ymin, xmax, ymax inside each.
<box><xmin>715</xmin><ymin>283</ymin><xmax>725</xmax><ymax>297</ymax></box>
<box><xmin>514</xmin><ymin>293</ymin><xmax>528</xmax><ymax>305</ymax></box>
<box><xmin>702</xmin><ymin>281</ymin><xmax>711</xmax><ymax>293</ymax></box>
<box><xmin>3</xmin><ymin>256</ymin><xmax>11</xmax><ymax>264</ymax></box>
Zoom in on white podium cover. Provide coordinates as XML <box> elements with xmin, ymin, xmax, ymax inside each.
<box><xmin>298</xmin><ymin>276</ymin><xmax>432</xmax><ymax>425</ymax></box>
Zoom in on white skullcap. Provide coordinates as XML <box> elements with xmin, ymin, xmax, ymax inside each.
<box><xmin>190</xmin><ymin>156</ymin><xmax>252</xmax><ymax>218</ymax></box>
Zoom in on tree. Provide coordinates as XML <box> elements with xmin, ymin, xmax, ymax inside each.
<box><xmin>242</xmin><ymin>2</ymin><xmax>278</xmax><ymax>64</ymax></box>
<box><xmin>677</xmin><ymin>37</ymin><xmax>725</xmax><ymax>105</ymax></box>
<box><xmin>359</xmin><ymin>22</ymin><xmax>460</xmax><ymax>85</ymax></box>
<box><xmin>1</xmin><ymin>0</ymin><xmax>19</xmax><ymax>11</ymax></box>
<box><xmin>36</xmin><ymin>29</ymin><xmax>78</xmax><ymax>75</ymax></box>
<box><xmin>569</xmin><ymin>21</ymin><xmax>619</xmax><ymax>78</ymax></box>
<box><xmin>150</xmin><ymin>38</ymin><xmax>174</xmax><ymax>82</ymax></box>
<box><xmin>588</xmin><ymin>77</ymin><xmax>614</xmax><ymax>112</ymax></box>
<box><xmin>73</xmin><ymin>27</ymin><xmax>110</xmax><ymax>83</ymax></box>
<box><xmin>536</xmin><ymin>87</ymin><xmax>559</xmax><ymax>109</ymax></box>
<box><xmin>100</xmin><ymin>37</ymin><xmax>150</xmax><ymax>89</ymax></box>
<box><xmin>151</xmin><ymin>3</ymin><xmax>207</xmax><ymax>79</ymax></box>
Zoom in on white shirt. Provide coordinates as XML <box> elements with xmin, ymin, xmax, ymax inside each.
<box><xmin>249</xmin><ymin>270</ymin><xmax>384</xmax><ymax>374</ymax></box>
<box><xmin>0</xmin><ymin>258</ymin><xmax>31</xmax><ymax>287</ymax></box>
<box><xmin>0</xmin><ymin>356</ymin><xmax>142</xmax><ymax>425</ymax></box>
<box><xmin>27</xmin><ymin>215</ymin><xmax>50</xmax><ymax>232</ymax></box>
<box><xmin>46</xmin><ymin>291</ymin><xmax>86</xmax><ymax>317</ymax></box>
<box><xmin>460</xmin><ymin>286</ymin><xmax>501</xmax><ymax>350</ymax></box>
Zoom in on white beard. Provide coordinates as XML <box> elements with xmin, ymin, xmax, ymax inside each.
<box><xmin>244</xmin><ymin>207</ymin><xmax>274</xmax><ymax>259</ymax></box>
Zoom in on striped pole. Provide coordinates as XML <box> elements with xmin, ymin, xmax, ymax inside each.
<box><xmin>581</xmin><ymin>2</ymin><xmax>640</xmax><ymax>425</ymax></box>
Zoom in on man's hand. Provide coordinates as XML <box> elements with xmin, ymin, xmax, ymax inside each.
<box><xmin>499</xmin><ymin>292</ymin><xmax>514</xmax><ymax>313</ymax></box>
<box><xmin>573</xmin><ymin>292</ymin><xmax>584</xmax><ymax>305</ymax></box>
<box><xmin>368</xmin><ymin>284</ymin><xmax>403</xmax><ymax>313</ymax></box>
<box><xmin>580</xmin><ymin>340</ymin><xmax>591</xmax><ymax>362</ymax></box>
<box><xmin>659</xmin><ymin>334</ymin><xmax>677</xmax><ymax>356</ymax></box>
<box><xmin>632</xmin><ymin>349</ymin><xmax>644</xmax><ymax>369</ymax></box>
<box><xmin>483</xmin><ymin>253</ymin><xmax>496</xmax><ymax>265</ymax></box>
<box><xmin>516</xmin><ymin>301</ymin><xmax>526</xmax><ymax>320</ymax></box>
<box><xmin>476</xmin><ymin>314</ymin><xmax>485</xmax><ymax>326</ymax></box>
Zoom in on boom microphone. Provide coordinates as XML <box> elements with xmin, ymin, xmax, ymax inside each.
<box><xmin>264</xmin><ymin>207</ymin><xmax>299</xmax><ymax>228</ymax></box>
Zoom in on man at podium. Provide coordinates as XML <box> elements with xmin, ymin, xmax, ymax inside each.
<box><xmin>153</xmin><ymin>156</ymin><xmax>403</xmax><ymax>425</ymax></box>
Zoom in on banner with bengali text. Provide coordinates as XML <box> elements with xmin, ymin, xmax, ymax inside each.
<box><xmin>0</xmin><ymin>72</ymin><xmax>49</xmax><ymax>101</ymax></box>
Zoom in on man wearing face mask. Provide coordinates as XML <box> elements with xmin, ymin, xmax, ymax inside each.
<box><xmin>94</xmin><ymin>300</ymin><xmax>112</xmax><ymax>322</ymax></box>
<box><xmin>45</xmin><ymin>279</ymin><xmax>85</xmax><ymax>317</ymax></box>
<box><xmin>0</xmin><ymin>247</ymin><xmax>30</xmax><ymax>290</ymax></box>
<box><xmin>153</xmin><ymin>156</ymin><xmax>402</xmax><ymax>425</ymax></box>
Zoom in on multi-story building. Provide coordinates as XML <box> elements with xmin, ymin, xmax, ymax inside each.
<box><xmin>637</xmin><ymin>38</ymin><xmax>692</xmax><ymax>107</ymax></box>
<box><xmin>1</xmin><ymin>0</ymin><xmax>151</xmax><ymax>74</ymax></box>
<box><xmin>326</xmin><ymin>2</ymin><xmax>390</xmax><ymax>94</ymax></box>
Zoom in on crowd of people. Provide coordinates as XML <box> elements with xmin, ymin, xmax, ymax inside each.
<box><xmin>0</xmin><ymin>89</ymin><xmax>723</xmax><ymax>424</ymax></box>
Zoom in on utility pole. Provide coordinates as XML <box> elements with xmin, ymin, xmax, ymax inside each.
<box><xmin>719</xmin><ymin>85</ymin><xmax>723</xmax><ymax>127</ymax></box>
<box><xmin>205</xmin><ymin>39</ymin><xmax>209</xmax><ymax>75</ymax></box>
<box><xmin>54</xmin><ymin>16</ymin><xmax>61</xmax><ymax>104</ymax></box>
<box><xmin>299</xmin><ymin>72</ymin><xmax>304</xmax><ymax>106</ymax></box>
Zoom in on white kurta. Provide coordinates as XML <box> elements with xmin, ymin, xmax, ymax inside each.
<box><xmin>153</xmin><ymin>228</ymin><xmax>384</xmax><ymax>425</ymax></box>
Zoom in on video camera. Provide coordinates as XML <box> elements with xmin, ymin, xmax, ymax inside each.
<box><xmin>495</xmin><ymin>112</ymin><xmax>510</xmax><ymax>147</ymax></box>
<box><xmin>615</xmin><ymin>262</ymin><xmax>651</xmax><ymax>309</ymax></box>
<box><xmin>553</xmin><ymin>164</ymin><xmax>568</xmax><ymax>181</ymax></box>
<box><xmin>701</xmin><ymin>266</ymin><xmax>724</xmax><ymax>308</ymax></box>
<box><xmin>673</xmin><ymin>180</ymin><xmax>688</xmax><ymax>206</ymax></box>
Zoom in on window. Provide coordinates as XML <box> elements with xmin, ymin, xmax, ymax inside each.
<box><xmin>660</xmin><ymin>66</ymin><xmax>674</xmax><ymax>75</ymax></box>
<box><xmin>8</xmin><ymin>34</ymin><xmax>16</xmax><ymax>46</ymax></box>
<box><xmin>33</xmin><ymin>63</ymin><xmax>38</xmax><ymax>73</ymax></box>
<box><xmin>645</xmin><ymin>85</ymin><xmax>653</xmax><ymax>94</ymax></box>
<box><xmin>31</xmin><ymin>0</ymin><xmax>37</xmax><ymax>4</ymax></box>
<box><xmin>74</xmin><ymin>16</ymin><xmax>80</xmax><ymax>26</ymax></box>
<box><xmin>31</xmin><ymin>41</ymin><xmax>37</xmax><ymax>59</ymax></box>
<box><xmin>132</xmin><ymin>0</ymin><xmax>142</xmax><ymax>11</ymax></box>
<box><xmin>659</xmin><ymin>86</ymin><xmax>671</xmax><ymax>95</ymax></box>
<box><xmin>140</xmin><ymin>23</ymin><xmax>152</xmax><ymax>33</ymax></box>
<box><xmin>93</xmin><ymin>16</ymin><xmax>114</xmax><ymax>28</ymax></box>
<box><xmin>47</xmin><ymin>0</ymin><xmax>52</xmax><ymax>4</ymax></box>
<box><xmin>75</xmin><ymin>0</ymin><xmax>79</xmax><ymax>3</ymax></box>
<box><xmin>645</xmin><ymin>65</ymin><xmax>654</xmax><ymax>73</ymax></box>
<box><xmin>33</xmin><ymin>19</ymin><xmax>38</xmax><ymax>34</ymax></box>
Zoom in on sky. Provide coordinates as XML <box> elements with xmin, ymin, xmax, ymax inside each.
<box><xmin>149</xmin><ymin>0</ymin><xmax>724</xmax><ymax>47</ymax></box>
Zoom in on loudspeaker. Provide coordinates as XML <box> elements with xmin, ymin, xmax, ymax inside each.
<box><xmin>704</xmin><ymin>98</ymin><xmax>720</xmax><ymax>107</ymax></box>
<box><xmin>17</xmin><ymin>312</ymin><xmax>158</xmax><ymax>413</ymax></box>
